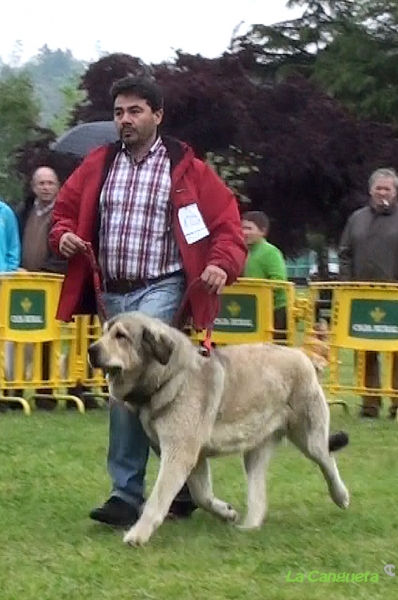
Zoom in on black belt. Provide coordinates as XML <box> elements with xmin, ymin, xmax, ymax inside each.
<box><xmin>104</xmin><ymin>271</ymin><xmax>183</xmax><ymax>294</ymax></box>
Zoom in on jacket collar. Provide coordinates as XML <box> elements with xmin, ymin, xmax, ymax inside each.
<box><xmin>370</xmin><ymin>201</ymin><xmax>397</xmax><ymax>216</ymax></box>
<box><xmin>104</xmin><ymin>135</ymin><xmax>195</xmax><ymax>176</ymax></box>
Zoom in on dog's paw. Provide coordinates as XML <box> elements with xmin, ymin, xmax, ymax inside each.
<box><xmin>123</xmin><ymin>524</ymin><xmax>151</xmax><ymax>547</ymax></box>
<box><xmin>336</xmin><ymin>488</ymin><xmax>350</xmax><ymax>509</ymax></box>
<box><xmin>224</xmin><ymin>504</ymin><xmax>239</xmax><ymax>523</ymax></box>
<box><xmin>212</xmin><ymin>499</ymin><xmax>239</xmax><ymax>522</ymax></box>
<box><xmin>235</xmin><ymin>511</ymin><xmax>265</xmax><ymax>530</ymax></box>
<box><xmin>235</xmin><ymin>520</ymin><xmax>262</xmax><ymax>531</ymax></box>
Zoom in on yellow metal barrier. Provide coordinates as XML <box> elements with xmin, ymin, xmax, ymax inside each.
<box><xmin>191</xmin><ymin>278</ymin><xmax>297</xmax><ymax>347</ymax></box>
<box><xmin>70</xmin><ymin>315</ymin><xmax>108</xmax><ymax>399</ymax></box>
<box><xmin>304</xmin><ymin>282</ymin><xmax>398</xmax><ymax>416</ymax></box>
<box><xmin>0</xmin><ymin>273</ymin><xmax>84</xmax><ymax>413</ymax></box>
<box><xmin>10</xmin><ymin>274</ymin><xmax>394</xmax><ymax>417</ymax></box>
<box><xmin>293</xmin><ymin>294</ymin><xmax>310</xmax><ymax>322</ymax></box>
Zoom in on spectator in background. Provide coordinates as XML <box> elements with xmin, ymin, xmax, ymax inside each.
<box><xmin>18</xmin><ymin>167</ymin><xmax>65</xmax><ymax>274</ymax></box>
<box><xmin>339</xmin><ymin>167</ymin><xmax>398</xmax><ymax>419</ymax></box>
<box><xmin>0</xmin><ymin>198</ymin><xmax>21</xmax><ymax>411</ymax></box>
<box><xmin>241</xmin><ymin>211</ymin><xmax>288</xmax><ymax>340</ymax></box>
<box><xmin>16</xmin><ymin>166</ymin><xmax>67</xmax><ymax>410</ymax></box>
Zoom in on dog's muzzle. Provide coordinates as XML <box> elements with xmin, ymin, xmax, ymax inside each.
<box><xmin>87</xmin><ymin>343</ymin><xmax>123</xmax><ymax>376</ymax></box>
<box><xmin>87</xmin><ymin>343</ymin><xmax>102</xmax><ymax>369</ymax></box>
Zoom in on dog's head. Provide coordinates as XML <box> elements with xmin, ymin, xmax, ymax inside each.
<box><xmin>88</xmin><ymin>312</ymin><xmax>175</xmax><ymax>399</ymax></box>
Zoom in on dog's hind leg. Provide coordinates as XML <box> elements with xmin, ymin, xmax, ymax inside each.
<box><xmin>123</xmin><ymin>449</ymin><xmax>198</xmax><ymax>546</ymax></box>
<box><xmin>187</xmin><ymin>458</ymin><xmax>238</xmax><ymax>523</ymax></box>
<box><xmin>238</xmin><ymin>435</ymin><xmax>280</xmax><ymax>530</ymax></box>
<box><xmin>288</xmin><ymin>402</ymin><xmax>349</xmax><ymax>509</ymax></box>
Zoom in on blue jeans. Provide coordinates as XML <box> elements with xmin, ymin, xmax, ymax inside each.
<box><xmin>102</xmin><ymin>273</ymin><xmax>185</xmax><ymax>508</ymax></box>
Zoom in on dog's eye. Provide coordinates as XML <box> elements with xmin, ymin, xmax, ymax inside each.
<box><xmin>115</xmin><ymin>331</ymin><xmax>127</xmax><ymax>340</ymax></box>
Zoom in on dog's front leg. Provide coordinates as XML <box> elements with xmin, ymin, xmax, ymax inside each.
<box><xmin>123</xmin><ymin>450</ymin><xmax>197</xmax><ymax>547</ymax></box>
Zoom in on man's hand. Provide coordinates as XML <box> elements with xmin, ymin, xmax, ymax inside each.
<box><xmin>200</xmin><ymin>265</ymin><xmax>228</xmax><ymax>294</ymax></box>
<box><xmin>59</xmin><ymin>232</ymin><xmax>87</xmax><ymax>258</ymax></box>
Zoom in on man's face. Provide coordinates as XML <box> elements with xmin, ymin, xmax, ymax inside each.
<box><xmin>369</xmin><ymin>176</ymin><xmax>397</xmax><ymax>209</ymax></box>
<box><xmin>113</xmin><ymin>94</ymin><xmax>163</xmax><ymax>150</ymax></box>
<box><xmin>31</xmin><ymin>167</ymin><xmax>59</xmax><ymax>205</ymax></box>
<box><xmin>241</xmin><ymin>220</ymin><xmax>265</xmax><ymax>247</ymax></box>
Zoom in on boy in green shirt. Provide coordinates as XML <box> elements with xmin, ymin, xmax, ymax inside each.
<box><xmin>241</xmin><ymin>211</ymin><xmax>288</xmax><ymax>339</ymax></box>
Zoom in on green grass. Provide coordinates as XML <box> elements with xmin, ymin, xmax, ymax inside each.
<box><xmin>0</xmin><ymin>405</ymin><xmax>397</xmax><ymax>599</ymax></box>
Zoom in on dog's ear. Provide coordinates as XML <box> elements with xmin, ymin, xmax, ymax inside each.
<box><xmin>142</xmin><ymin>327</ymin><xmax>175</xmax><ymax>365</ymax></box>
<box><xmin>103</xmin><ymin>316</ymin><xmax>118</xmax><ymax>333</ymax></box>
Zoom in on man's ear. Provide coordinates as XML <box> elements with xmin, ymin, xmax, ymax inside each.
<box><xmin>142</xmin><ymin>327</ymin><xmax>174</xmax><ymax>365</ymax></box>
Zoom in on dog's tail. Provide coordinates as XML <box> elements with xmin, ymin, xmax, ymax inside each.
<box><xmin>328</xmin><ymin>431</ymin><xmax>349</xmax><ymax>452</ymax></box>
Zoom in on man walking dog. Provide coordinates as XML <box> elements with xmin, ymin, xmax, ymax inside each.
<box><xmin>49</xmin><ymin>75</ymin><xmax>246</xmax><ymax>527</ymax></box>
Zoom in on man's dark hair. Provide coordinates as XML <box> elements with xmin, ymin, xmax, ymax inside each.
<box><xmin>110</xmin><ymin>75</ymin><xmax>164</xmax><ymax>111</ymax></box>
<box><xmin>242</xmin><ymin>211</ymin><xmax>270</xmax><ymax>234</ymax></box>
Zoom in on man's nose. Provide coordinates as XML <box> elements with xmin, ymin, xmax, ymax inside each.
<box><xmin>120</xmin><ymin>112</ymin><xmax>132</xmax><ymax>124</ymax></box>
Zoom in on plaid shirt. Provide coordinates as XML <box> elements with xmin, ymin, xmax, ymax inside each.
<box><xmin>99</xmin><ymin>137</ymin><xmax>182</xmax><ymax>281</ymax></box>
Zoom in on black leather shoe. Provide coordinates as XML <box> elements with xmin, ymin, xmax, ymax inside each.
<box><xmin>167</xmin><ymin>498</ymin><xmax>197</xmax><ymax>519</ymax></box>
<box><xmin>359</xmin><ymin>406</ymin><xmax>379</xmax><ymax>419</ymax></box>
<box><xmin>35</xmin><ymin>390</ymin><xmax>57</xmax><ymax>411</ymax></box>
<box><xmin>66</xmin><ymin>386</ymin><xmax>101</xmax><ymax>410</ymax></box>
<box><xmin>167</xmin><ymin>484</ymin><xmax>197</xmax><ymax>519</ymax></box>
<box><xmin>89</xmin><ymin>496</ymin><xmax>139</xmax><ymax>527</ymax></box>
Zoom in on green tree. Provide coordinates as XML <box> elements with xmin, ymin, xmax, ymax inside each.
<box><xmin>231</xmin><ymin>0</ymin><xmax>354</xmax><ymax>79</ymax></box>
<box><xmin>234</xmin><ymin>0</ymin><xmax>398</xmax><ymax>123</ymax></box>
<box><xmin>50</xmin><ymin>76</ymin><xmax>86</xmax><ymax>136</ymax></box>
<box><xmin>309</xmin><ymin>0</ymin><xmax>398</xmax><ymax>122</ymax></box>
<box><xmin>0</xmin><ymin>71</ymin><xmax>43</xmax><ymax>202</ymax></box>
<box><xmin>313</xmin><ymin>23</ymin><xmax>398</xmax><ymax>122</ymax></box>
<box><xmin>24</xmin><ymin>45</ymin><xmax>86</xmax><ymax>126</ymax></box>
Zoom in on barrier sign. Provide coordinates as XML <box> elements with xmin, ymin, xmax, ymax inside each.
<box><xmin>214</xmin><ymin>295</ymin><xmax>257</xmax><ymax>332</ymax></box>
<box><xmin>9</xmin><ymin>290</ymin><xmax>46</xmax><ymax>330</ymax></box>
<box><xmin>349</xmin><ymin>299</ymin><xmax>398</xmax><ymax>339</ymax></box>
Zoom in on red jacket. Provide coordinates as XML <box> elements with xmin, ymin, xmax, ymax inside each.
<box><xmin>49</xmin><ymin>136</ymin><xmax>247</xmax><ymax>327</ymax></box>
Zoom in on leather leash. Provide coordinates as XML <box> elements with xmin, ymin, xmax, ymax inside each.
<box><xmin>84</xmin><ymin>242</ymin><xmax>108</xmax><ymax>323</ymax></box>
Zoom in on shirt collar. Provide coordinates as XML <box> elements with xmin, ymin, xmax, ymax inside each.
<box><xmin>34</xmin><ymin>198</ymin><xmax>55</xmax><ymax>217</ymax></box>
<box><xmin>121</xmin><ymin>136</ymin><xmax>162</xmax><ymax>163</ymax></box>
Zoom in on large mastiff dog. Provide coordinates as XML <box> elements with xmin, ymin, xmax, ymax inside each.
<box><xmin>88</xmin><ymin>312</ymin><xmax>349</xmax><ymax>546</ymax></box>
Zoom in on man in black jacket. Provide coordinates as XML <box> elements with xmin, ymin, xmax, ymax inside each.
<box><xmin>339</xmin><ymin>167</ymin><xmax>398</xmax><ymax>419</ymax></box>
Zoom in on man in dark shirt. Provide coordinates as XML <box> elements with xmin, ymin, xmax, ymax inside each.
<box><xmin>339</xmin><ymin>167</ymin><xmax>398</xmax><ymax>419</ymax></box>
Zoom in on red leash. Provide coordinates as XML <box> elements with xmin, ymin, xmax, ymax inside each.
<box><xmin>172</xmin><ymin>276</ymin><xmax>219</xmax><ymax>357</ymax></box>
<box><xmin>84</xmin><ymin>242</ymin><xmax>108</xmax><ymax>323</ymax></box>
<box><xmin>83</xmin><ymin>243</ymin><xmax>219</xmax><ymax>356</ymax></box>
